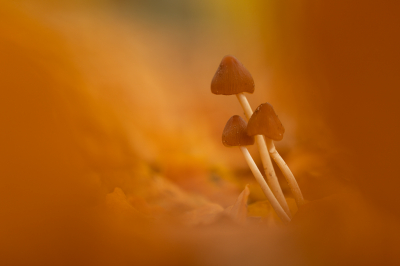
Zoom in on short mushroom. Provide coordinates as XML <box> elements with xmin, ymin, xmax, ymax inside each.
<box><xmin>212</xmin><ymin>55</ymin><xmax>291</xmax><ymax>218</ymax></box>
<box><xmin>222</xmin><ymin>115</ymin><xmax>291</xmax><ymax>223</ymax></box>
<box><xmin>247</xmin><ymin>102</ymin><xmax>305</xmax><ymax>206</ymax></box>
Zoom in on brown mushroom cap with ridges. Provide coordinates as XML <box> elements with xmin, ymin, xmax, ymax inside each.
<box><xmin>222</xmin><ymin>115</ymin><xmax>255</xmax><ymax>147</ymax></box>
<box><xmin>211</xmin><ymin>55</ymin><xmax>255</xmax><ymax>95</ymax></box>
<box><xmin>246</xmin><ymin>102</ymin><xmax>285</xmax><ymax>141</ymax></box>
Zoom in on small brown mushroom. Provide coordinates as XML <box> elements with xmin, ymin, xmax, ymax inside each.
<box><xmin>222</xmin><ymin>115</ymin><xmax>291</xmax><ymax>223</ymax></box>
<box><xmin>212</xmin><ymin>55</ymin><xmax>291</xmax><ymax>218</ymax></box>
<box><xmin>247</xmin><ymin>102</ymin><xmax>285</xmax><ymax>141</ymax></box>
<box><xmin>222</xmin><ymin>115</ymin><xmax>254</xmax><ymax>147</ymax></box>
<box><xmin>247</xmin><ymin>102</ymin><xmax>305</xmax><ymax>206</ymax></box>
<box><xmin>211</xmin><ymin>55</ymin><xmax>255</xmax><ymax>95</ymax></box>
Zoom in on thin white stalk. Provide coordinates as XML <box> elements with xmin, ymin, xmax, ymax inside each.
<box><xmin>240</xmin><ymin>146</ymin><xmax>291</xmax><ymax>223</ymax></box>
<box><xmin>265</xmin><ymin>138</ymin><xmax>305</xmax><ymax>206</ymax></box>
<box><xmin>236</xmin><ymin>93</ymin><xmax>253</xmax><ymax>120</ymax></box>
<box><xmin>236</xmin><ymin>93</ymin><xmax>292</xmax><ymax>218</ymax></box>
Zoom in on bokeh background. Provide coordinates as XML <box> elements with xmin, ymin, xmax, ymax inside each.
<box><xmin>1</xmin><ymin>0</ymin><xmax>400</xmax><ymax>265</ymax></box>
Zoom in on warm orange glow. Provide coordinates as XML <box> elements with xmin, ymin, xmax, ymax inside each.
<box><xmin>1</xmin><ymin>1</ymin><xmax>400</xmax><ymax>265</ymax></box>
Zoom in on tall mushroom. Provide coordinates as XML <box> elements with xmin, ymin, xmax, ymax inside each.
<box><xmin>211</xmin><ymin>55</ymin><xmax>291</xmax><ymax>217</ymax></box>
<box><xmin>247</xmin><ymin>102</ymin><xmax>305</xmax><ymax>206</ymax></box>
<box><xmin>222</xmin><ymin>115</ymin><xmax>290</xmax><ymax>223</ymax></box>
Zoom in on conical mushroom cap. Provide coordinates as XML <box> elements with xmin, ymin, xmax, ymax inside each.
<box><xmin>247</xmin><ymin>102</ymin><xmax>285</xmax><ymax>141</ymax></box>
<box><xmin>211</xmin><ymin>55</ymin><xmax>255</xmax><ymax>95</ymax></box>
<box><xmin>222</xmin><ymin>115</ymin><xmax>255</xmax><ymax>147</ymax></box>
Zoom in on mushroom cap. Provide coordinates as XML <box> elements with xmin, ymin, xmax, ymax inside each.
<box><xmin>246</xmin><ymin>102</ymin><xmax>285</xmax><ymax>141</ymax></box>
<box><xmin>211</xmin><ymin>55</ymin><xmax>255</xmax><ymax>95</ymax></box>
<box><xmin>222</xmin><ymin>115</ymin><xmax>255</xmax><ymax>147</ymax></box>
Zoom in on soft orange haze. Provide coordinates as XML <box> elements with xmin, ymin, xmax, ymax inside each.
<box><xmin>1</xmin><ymin>1</ymin><xmax>400</xmax><ymax>265</ymax></box>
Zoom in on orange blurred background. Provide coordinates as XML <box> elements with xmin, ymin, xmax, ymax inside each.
<box><xmin>1</xmin><ymin>0</ymin><xmax>400</xmax><ymax>265</ymax></box>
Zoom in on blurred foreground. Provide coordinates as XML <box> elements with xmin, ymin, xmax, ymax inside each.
<box><xmin>1</xmin><ymin>1</ymin><xmax>400</xmax><ymax>265</ymax></box>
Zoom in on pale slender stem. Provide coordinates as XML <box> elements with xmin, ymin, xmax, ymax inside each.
<box><xmin>236</xmin><ymin>93</ymin><xmax>292</xmax><ymax>218</ymax></box>
<box><xmin>254</xmin><ymin>135</ymin><xmax>292</xmax><ymax>217</ymax></box>
<box><xmin>265</xmin><ymin>138</ymin><xmax>305</xmax><ymax>206</ymax></box>
<box><xmin>236</xmin><ymin>93</ymin><xmax>253</xmax><ymax>120</ymax></box>
<box><xmin>240</xmin><ymin>146</ymin><xmax>291</xmax><ymax>223</ymax></box>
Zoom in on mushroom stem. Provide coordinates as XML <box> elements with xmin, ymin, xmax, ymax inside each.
<box><xmin>236</xmin><ymin>93</ymin><xmax>292</xmax><ymax>218</ymax></box>
<box><xmin>265</xmin><ymin>138</ymin><xmax>305</xmax><ymax>206</ymax></box>
<box><xmin>239</xmin><ymin>146</ymin><xmax>291</xmax><ymax>223</ymax></box>
<box><xmin>236</xmin><ymin>93</ymin><xmax>253</xmax><ymax>120</ymax></box>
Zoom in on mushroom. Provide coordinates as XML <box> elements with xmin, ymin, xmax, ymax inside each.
<box><xmin>222</xmin><ymin>115</ymin><xmax>291</xmax><ymax>223</ymax></box>
<box><xmin>247</xmin><ymin>102</ymin><xmax>305</xmax><ymax>206</ymax></box>
<box><xmin>212</xmin><ymin>55</ymin><xmax>291</xmax><ymax>218</ymax></box>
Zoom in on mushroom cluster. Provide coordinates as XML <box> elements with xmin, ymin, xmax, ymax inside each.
<box><xmin>211</xmin><ymin>55</ymin><xmax>304</xmax><ymax>222</ymax></box>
